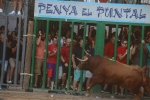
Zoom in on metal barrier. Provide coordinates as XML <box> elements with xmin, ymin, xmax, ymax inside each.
<box><xmin>29</xmin><ymin>17</ymin><xmax>150</xmax><ymax>99</ymax></box>
<box><xmin>0</xmin><ymin>0</ymin><xmax>28</xmax><ymax>87</ymax></box>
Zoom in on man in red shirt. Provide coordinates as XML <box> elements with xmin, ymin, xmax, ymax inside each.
<box><xmin>47</xmin><ymin>37</ymin><xmax>57</xmax><ymax>90</ymax></box>
<box><xmin>102</xmin><ymin>34</ymin><xmax>115</xmax><ymax>93</ymax></box>
<box><xmin>117</xmin><ymin>39</ymin><xmax>127</xmax><ymax>64</ymax></box>
<box><xmin>60</xmin><ymin>38</ymin><xmax>73</xmax><ymax>89</ymax></box>
<box><xmin>104</xmin><ymin>34</ymin><xmax>115</xmax><ymax>58</ymax></box>
<box><xmin>115</xmin><ymin>39</ymin><xmax>128</xmax><ymax>96</ymax></box>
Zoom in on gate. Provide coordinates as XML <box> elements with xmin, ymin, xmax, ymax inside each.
<box><xmin>29</xmin><ymin>19</ymin><xmax>150</xmax><ymax>99</ymax></box>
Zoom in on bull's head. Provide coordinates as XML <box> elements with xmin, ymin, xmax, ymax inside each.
<box><xmin>76</xmin><ymin>50</ymin><xmax>91</xmax><ymax>70</ymax></box>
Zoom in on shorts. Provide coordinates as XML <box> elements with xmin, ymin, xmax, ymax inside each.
<box><xmin>9</xmin><ymin>58</ymin><xmax>16</xmax><ymax>67</ymax></box>
<box><xmin>34</xmin><ymin>58</ymin><xmax>44</xmax><ymax>75</ymax></box>
<box><xmin>9</xmin><ymin>58</ymin><xmax>21</xmax><ymax>72</ymax></box>
<box><xmin>0</xmin><ymin>60</ymin><xmax>8</xmax><ymax>71</ymax></box>
<box><xmin>62</xmin><ymin>62</ymin><xmax>74</xmax><ymax>76</ymax></box>
<box><xmin>86</xmin><ymin>71</ymin><xmax>93</xmax><ymax>78</ymax></box>
<box><xmin>74</xmin><ymin>67</ymin><xmax>86</xmax><ymax>82</ymax></box>
<box><xmin>47</xmin><ymin>62</ymin><xmax>56</xmax><ymax>82</ymax></box>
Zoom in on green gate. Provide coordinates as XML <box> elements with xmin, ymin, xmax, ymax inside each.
<box><xmin>29</xmin><ymin>17</ymin><xmax>150</xmax><ymax>99</ymax></box>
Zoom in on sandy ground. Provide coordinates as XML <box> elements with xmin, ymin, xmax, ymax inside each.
<box><xmin>0</xmin><ymin>89</ymin><xmax>132</xmax><ymax>100</ymax></box>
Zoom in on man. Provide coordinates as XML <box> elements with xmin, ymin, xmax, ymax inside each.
<box><xmin>116</xmin><ymin>39</ymin><xmax>128</xmax><ymax>95</ymax></box>
<box><xmin>9</xmin><ymin>0</ymin><xmax>23</xmax><ymax>15</ymax></box>
<box><xmin>61</xmin><ymin>38</ymin><xmax>73</xmax><ymax>90</ymax></box>
<box><xmin>8</xmin><ymin>31</ymin><xmax>17</xmax><ymax>84</ymax></box>
<box><xmin>104</xmin><ymin>34</ymin><xmax>115</xmax><ymax>58</ymax></box>
<box><xmin>47</xmin><ymin>37</ymin><xmax>57</xmax><ymax>90</ymax></box>
<box><xmin>130</xmin><ymin>39</ymin><xmax>148</xmax><ymax>96</ymax></box>
<box><xmin>34</xmin><ymin>31</ymin><xmax>45</xmax><ymax>87</ymax></box>
<box><xmin>102</xmin><ymin>34</ymin><xmax>115</xmax><ymax>93</ymax></box>
<box><xmin>0</xmin><ymin>34</ymin><xmax>10</xmax><ymax>83</ymax></box>
<box><xmin>72</xmin><ymin>39</ymin><xmax>86</xmax><ymax>92</ymax></box>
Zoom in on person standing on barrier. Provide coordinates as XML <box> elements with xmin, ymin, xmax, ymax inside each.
<box><xmin>116</xmin><ymin>39</ymin><xmax>128</xmax><ymax>96</ymax></box>
<box><xmin>34</xmin><ymin>31</ymin><xmax>45</xmax><ymax>87</ymax></box>
<box><xmin>8</xmin><ymin>31</ymin><xmax>18</xmax><ymax>84</ymax></box>
<box><xmin>46</xmin><ymin>37</ymin><xmax>57</xmax><ymax>90</ymax></box>
<box><xmin>9</xmin><ymin>0</ymin><xmax>23</xmax><ymax>15</ymax></box>
<box><xmin>101</xmin><ymin>34</ymin><xmax>115</xmax><ymax>93</ymax></box>
<box><xmin>0</xmin><ymin>0</ymin><xmax>4</xmax><ymax>13</ymax></box>
<box><xmin>72</xmin><ymin>39</ymin><xmax>86</xmax><ymax>92</ymax></box>
<box><xmin>61</xmin><ymin>38</ymin><xmax>74</xmax><ymax>90</ymax></box>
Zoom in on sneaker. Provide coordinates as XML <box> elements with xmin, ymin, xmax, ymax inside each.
<box><xmin>9</xmin><ymin>11</ymin><xmax>15</xmax><ymax>15</ymax></box>
<box><xmin>0</xmin><ymin>9</ymin><xmax>3</xmax><ymax>13</ymax></box>
<box><xmin>7</xmin><ymin>80</ymin><xmax>12</xmax><ymax>84</ymax></box>
<box><xmin>101</xmin><ymin>90</ymin><xmax>105</xmax><ymax>93</ymax></box>
<box><xmin>17</xmin><ymin>11</ymin><xmax>21</xmax><ymax>15</ymax></box>
<box><xmin>101</xmin><ymin>89</ymin><xmax>110</xmax><ymax>93</ymax></box>
<box><xmin>115</xmin><ymin>92</ymin><xmax>118</xmax><ymax>95</ymax></box>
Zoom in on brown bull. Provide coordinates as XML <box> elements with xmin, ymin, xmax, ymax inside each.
<box><xmin>77</xmin><ymin>55</ymin><xmax>150</xmax><ymax>100</ymax></box>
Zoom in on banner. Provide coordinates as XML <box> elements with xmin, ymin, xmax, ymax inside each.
<box><xmin>34</xmin><ymin>1</ymin><xmax>150</xmax><ymax>24</ymax></box>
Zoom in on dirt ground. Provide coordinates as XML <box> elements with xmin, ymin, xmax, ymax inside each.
<box><xmin>0</xmin><ymin>89</ymin><xmax>132</xmax><ymax>100</ymax></box>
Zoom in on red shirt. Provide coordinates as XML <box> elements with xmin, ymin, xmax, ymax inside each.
<box><xmin>47</xmin><ymin>44</ymin><xmax>57</xmax><ymax>64</ymax></box>
<box><xmin>61</xmin><ymin>46</ymin><xmax>70</xmax><ymax>63</ymax></box>
<box><xmin>99</xmin><ymin>0</ymin><xmax>108</xmax><ymax>2</ymax></box>
<box><xmin>117</xmin><ymin>46</ymin><xmax>127</xmax><ymax>64</ymax></box>
<box><xmin>104</xmin><ymin>42</ymin><xmax>114</xmax><ymax>58</ymax></box>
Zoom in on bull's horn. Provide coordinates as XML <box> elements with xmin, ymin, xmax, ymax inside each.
<box><xmin>76</xmin><ymin>57</ymin><xmax>88</xmax><ymax>62</ymax></box>
<box><xmin>84</xmin><ymin>50</ymin><xmax>91</xmax><ymax>56</ymax></box>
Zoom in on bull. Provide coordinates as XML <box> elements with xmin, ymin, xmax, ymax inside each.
<box><xmin>77</xmin><ymin>54</ymin><xmax>150</xmax><ymax>100</ymax></box>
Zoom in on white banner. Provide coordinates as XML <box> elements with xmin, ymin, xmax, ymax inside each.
<box><xmin>34</xmin><ymin>0</ymin><xmax>150</xmax><ymax>24</ymax></box>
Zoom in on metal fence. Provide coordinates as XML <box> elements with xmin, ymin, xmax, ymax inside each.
<box><xmin>29</xmin><ymin>17</ymin><xmax>150</xmax><ymax>99</ymax></box>
<box><xmin>0</xmin><ymin>0</ymin><xmax>28</xmax><ymax>87</ymax></box>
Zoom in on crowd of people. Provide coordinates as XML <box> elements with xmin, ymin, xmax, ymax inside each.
<box><xmin>34</xmin><ymin>25</ymin><xmax>95</xmax><ymax>92</ymax></box>
<box><xmin>0</xmin><ymin>25</ymin><xmax>23</xmax><ymax>84</ymax></box>
<box><xmin>0</xmin><ymin>20</ymin><xmax>150</xmax><ymax>96</ymax></box>
<box><xmin>30</xmin><ymin>23</ymin><xmax>150</xmax><ymax>96</ymax></box>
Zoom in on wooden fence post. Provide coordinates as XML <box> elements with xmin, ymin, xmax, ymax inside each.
<box><xmin>23</xmin><ymin>21</ymin><xmax>34</xmax><ymax>91</ymax></box>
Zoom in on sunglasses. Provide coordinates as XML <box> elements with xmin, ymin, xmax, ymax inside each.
<box><xmin>123</xmin><ymin>43</ymin><xmax>128</xmax><ymax>45</ymax></box>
